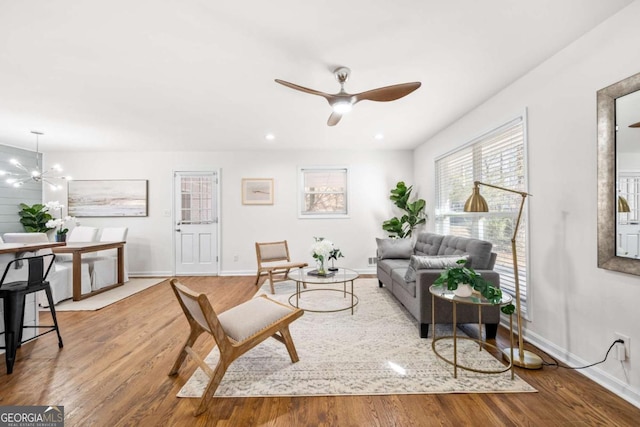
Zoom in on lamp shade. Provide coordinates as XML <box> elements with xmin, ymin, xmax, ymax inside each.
<box><xmin>464</xmin><ymin>186</ymin><xmax>489</xmax><ymax>212</ymax></box>
<box><xmin>618</xmin><ymin>196</ymin><xmax>631</xmax><ymax>213</ymax></box>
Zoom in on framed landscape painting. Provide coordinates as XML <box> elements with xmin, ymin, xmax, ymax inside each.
<box><xmin>242</xmin><ymin>178</ymin><xmax>274</xmax><ymax>205</ymax></box>
<box><xmin>68</xmin><ymin>180</ymin><xmax>148</xmax><ymax>217</ymax></box>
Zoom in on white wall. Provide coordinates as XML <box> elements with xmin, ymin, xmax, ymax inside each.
<box><xmin>414</xmin><ymin>1</ymin><xmax>640</xmax><ymax>407</ymax></box>
<box><xmin>43</xmin><ymin>149</ymin><xmax>413</xmax><ymax>276</ymax></box>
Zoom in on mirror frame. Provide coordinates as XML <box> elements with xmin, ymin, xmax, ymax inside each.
<box><xmin>597</xmin><ymin>71</ymin><xmax>640</xmax><ymax>275</ymax></box>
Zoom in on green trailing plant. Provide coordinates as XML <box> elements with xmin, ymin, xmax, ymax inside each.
<box><xmin>18</xmin><ymin>203</ymin><xmax>54</xmax><ymax>233</ymax></box>
<box><xmin>382</xmin><ymin>181</ymin><xmax>427</xmax><ymax>238</ymax></box>
<box><xmin>434</xmin><ymin>259</ymin><xmax>515</xmax><ymax>315</ymax></box>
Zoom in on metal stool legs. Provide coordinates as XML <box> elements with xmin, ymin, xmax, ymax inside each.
<box><xmin>0</xmin><ymin>253</ymin><xmax>62</xmax><ymax>374</ymax></box>
<box><xmin>3</xmin><ymin>293</ymin><xmax>25</xmax><ymax>374</ymax></box>
<box><xmin>44</xmin><ymin>286</ymin><xmax>64</xmax><ymax>348</ymax></box>
<box><xmin>2</xmin><ymin>288</ymin><xmax>63</xmax><ymax>374</ymax></box>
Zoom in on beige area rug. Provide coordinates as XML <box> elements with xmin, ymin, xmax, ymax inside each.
<box><xmin>51</xmin><ymin>277</ymin><xmax>168</xmax><ymax>311</ymax></box>
<box><xmin>177</xmin><ymin>278</ymin><xmax>536</xmax><ymax>398</ymax></box>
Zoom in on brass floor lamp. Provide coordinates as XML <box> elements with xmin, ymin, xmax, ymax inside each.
<box><xmin>464</xmin><ymin>180</ymin><xmax>542</xmax><ymax>369</ymax></box>
<box><xmin>618</xmin><ymin>196</ymin><xmax>631</xmax><ymax>213</ymax></box>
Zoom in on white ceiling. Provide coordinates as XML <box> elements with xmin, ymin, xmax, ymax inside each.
<box><xmin>0</xmin><ymin>0</ymin><xmax>633</xmax><ymax>153</ymax></box>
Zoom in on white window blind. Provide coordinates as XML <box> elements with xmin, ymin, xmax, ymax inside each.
<box><xmin>299</xmin><ymin>167</ymin><xmax>348</xmax><ymax>217</ymax></box>
<box><xmin>435</xmin><ymin>116</ymin><xmax>529</xmax><ymax>314</ymax></box>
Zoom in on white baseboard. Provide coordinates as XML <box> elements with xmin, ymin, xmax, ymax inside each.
<box><xmin>219</xmin><ymin>267</ymin><xmax>377</xmax><ymax>276</ymax></box>
<box><xmin>509</xmin><ymin>325</ymin><xmax>640</xmax><ymax>409</ymax></box>
<box><xmin>129</xmin><ymin>271</ymin><xmax>173</xmax><ymax>277</ymax></box>
<box><xmin>131</xmin><ymin>267</ymin><xmax>378</xmax><ymax>278</ymax></box>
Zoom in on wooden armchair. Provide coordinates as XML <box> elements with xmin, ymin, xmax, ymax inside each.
<box><xmin>254</xmin><ymin>240</ymin><xmax>307</xmax><ymax>294</ymax></box>
<box><xmin>168</xmin><ymin>279</ymin><xmax>304</xmax><ymax>416</ymax></box>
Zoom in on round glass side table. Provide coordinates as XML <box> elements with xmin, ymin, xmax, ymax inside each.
<box><xmin>429</xmin><ymin>284</ymin><xmax>515</xmax><ymax>379</ymax></box>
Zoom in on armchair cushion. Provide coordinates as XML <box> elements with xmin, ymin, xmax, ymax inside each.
<box><xmin>218</xmin><ymin>296</ymin><xmax>295</xmax><ymax>341</ymax></box>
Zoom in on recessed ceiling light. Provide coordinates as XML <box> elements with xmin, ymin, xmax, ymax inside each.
<box><xmin>374</xmin><ymin>133</ymin><xmax>384</xmax><ymax>140</ymax></box>
<box><xmin>265</xmin><ymin>133</ymin><xmax>275</xmax><ymax>141</ymax></box>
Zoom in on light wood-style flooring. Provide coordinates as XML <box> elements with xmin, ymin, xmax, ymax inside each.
<box><xmin>1</xmin><ymin>276</ymin><xmax>639</xmax><ymax>426</ymax></box>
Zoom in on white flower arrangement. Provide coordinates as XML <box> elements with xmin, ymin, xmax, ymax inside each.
<box><xmin>43</xmin><ymin>201</ymin><xmax>77</xmax><ymax>235</ymax></box>
<box><xmin>310</xmin><ymin>237</ymin><xmax>335</xmax><ymax>262</ymax></box>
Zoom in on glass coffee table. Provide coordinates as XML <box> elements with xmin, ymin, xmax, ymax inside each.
<box><xmin>287</xmin><ymin>267</ymin><xmax>359</xmax><ymax>314</ymax></box>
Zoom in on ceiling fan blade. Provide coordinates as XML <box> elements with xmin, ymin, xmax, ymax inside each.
<box><xmin>630</xmin><ymin>121</ymin><xmax>640</xmax><ymax>128</ymax></box>
<box><xmin>327</xmin><ymin>112</ymin><xmax>342</xmax><ymax>126</ymax></box>
<box><xmin>275</xmin><ymin>79</ymin><xmax>333</xmax><ymax>100</ymax></box>
<box><xmin>354</xmin><ymin>82</ymin><xmax>422</xmax><ymax>103</ymax></box>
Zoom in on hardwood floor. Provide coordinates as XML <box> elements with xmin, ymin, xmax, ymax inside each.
<box><xmin>1</xmin><ymin>276</ymin><xmax>638</xmax><ymax>426</ymax></box>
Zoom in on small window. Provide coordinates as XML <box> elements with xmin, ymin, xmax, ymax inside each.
<box><xmin>299</xmin><ymin>167</ymin><xmax>348</xmax><ymax>218</ymax></box>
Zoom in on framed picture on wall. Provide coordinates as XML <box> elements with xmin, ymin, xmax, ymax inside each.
<box><xmin>242</xmin><ymin>178</ymin><xmax>274</xmax><ymax>205</ymax></box>
<box><xmin>68</xmin><ymin>180</ymin><xmax>148</xmax><ymax>217</ymax></box>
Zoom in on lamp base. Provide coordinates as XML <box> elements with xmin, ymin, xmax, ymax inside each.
<box><xmin>502</xmin><ymin>348</ymin><xmax>543</xmax><ymax>370</ymax></box>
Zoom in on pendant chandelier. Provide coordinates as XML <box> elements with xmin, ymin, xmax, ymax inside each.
<box><xmin>1</xmin><ymin>131</ymin><xmax>72</xmax><ymax>190</ymax></box>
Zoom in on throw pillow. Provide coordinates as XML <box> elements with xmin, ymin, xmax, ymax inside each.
<box><xmin>404</xmin><ymin>254</ymin><xmax>470</xmax><ymax>283</ymax></box>
<box><xmin>376</xmin><ymin>238</ymin><xmax>413</xmax><ymax>259</ymax></box>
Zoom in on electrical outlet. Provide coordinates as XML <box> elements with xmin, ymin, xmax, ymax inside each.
<box><xmin>615</xmin><ymin>342</ymin><xmax>626</xmax><ymax>361</ymax></box>
<box><xmin>615</xmin><ymin>332</ymin><xmax>630</xmax><ymax>359</ymax></box>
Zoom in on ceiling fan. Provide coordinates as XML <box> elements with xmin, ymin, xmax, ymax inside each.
<box><xmin>275</xmin><ymin>67</ymin><xmax>421</xmax><ymax>126</ymax></box>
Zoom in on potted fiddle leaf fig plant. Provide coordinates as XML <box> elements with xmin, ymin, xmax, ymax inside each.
<box><xmin>382</xmin><ymin>181</ymin><xmax>427</xmax><ymax>238</ymax></box>
<box><xmin>18</xmin><ymin>203</ymin><xmax>54</xmax><ymax>233</ymax></box>
<box><xmin>434</xmin><ymin>260</ymin><xmax>515</xmax><ymax>315</ymax></box>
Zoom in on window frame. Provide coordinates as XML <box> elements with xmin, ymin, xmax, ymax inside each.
<box><xmin>298</xmin><ymin>166</ymin><xmax>350</xmax><ymax>219</ymax></box>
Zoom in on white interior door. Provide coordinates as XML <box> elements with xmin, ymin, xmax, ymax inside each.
<box><xmin>174</xmin><ymin>171</ymin><xmax>219</xmax><ymax>275</ymax></box>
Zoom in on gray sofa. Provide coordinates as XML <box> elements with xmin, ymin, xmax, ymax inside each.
<box><xmin>376</xmin><ymin>232</ymin><xmax>501</xmax><ymax>338</ymax></box>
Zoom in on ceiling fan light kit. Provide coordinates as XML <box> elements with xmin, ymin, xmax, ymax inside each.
<box><xmin>275</xmin><ymin>67</ymin><xmax>421</xmax><ymax>126</ymax></box>
<box><xmin>332</xmin><ymin>100</ymin><xmax>353</xmax><ymax>114</ymax></box>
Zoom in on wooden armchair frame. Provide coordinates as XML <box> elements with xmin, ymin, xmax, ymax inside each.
<box><xmin>168</xmin><ymin>279</ymin><xmax>304</xmax><ymax>416</ymax></box>
<box><xmin>254</xmin><ymin>240</ymin><xmax>308</xmax><ymax>294</ymax></box>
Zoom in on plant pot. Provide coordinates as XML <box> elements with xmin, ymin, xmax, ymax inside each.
<box><xmin>453</xmin><ymin>284</ymin><xmax>473</xmax><ymax>297</ymax></box>
<box><xmin>55</xmin><ymin>233</ymin><xmax>67</xmax><ymax>243</ymax></box>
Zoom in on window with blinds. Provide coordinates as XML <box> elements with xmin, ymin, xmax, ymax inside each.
<box><xmin>435</xmin><ymin>115</ymin><xmax>529</xmax><ymax>315</ymax></box>
<box><xmin>299</xmin><ymin>167</ymin><xmax>348</xmax><ymax>218</ymax></box>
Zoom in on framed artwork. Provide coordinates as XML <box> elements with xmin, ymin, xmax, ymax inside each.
<box><xmin>242</xmin><ymin>178</ymin><xmax>274</xmax><ymax>205</ymax></box>
<box><xmin>68</xmin><ymin>180</ymin><xmax>148</xmax><ymax>217</ymax></box>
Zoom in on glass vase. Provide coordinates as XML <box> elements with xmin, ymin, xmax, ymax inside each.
<box><xmin>316</xmin><ymin>258</ymin><xmax>326</xmax><ymax>275</ymax></box>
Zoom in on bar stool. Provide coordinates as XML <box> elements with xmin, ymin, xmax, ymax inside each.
<box><xmin>0</xmin><ymin>253</ymin><xmax>63</xmax><ymax>374</ymax></box>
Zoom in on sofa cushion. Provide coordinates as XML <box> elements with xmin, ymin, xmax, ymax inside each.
<box><xmin>376</xmin><ymin>238</ymin><xmax>413</xmax><ymax>259</ymax></box>
<box><xmin>391</xmin><ymin>268</ymin><xmax>416</xmax><ymax>297</ymax></box>
<box><xmin>404</xmin><ymin>254</ymin><xmax>469</xmax><ymax>283</ymax></box>
<box><xmin>377</xmin><ymin>258</ymin><xmax>410</xmax><ymax>276</ymax></box>
<box><xmin>437</xmin><ymin>235</ymin><xmax>493</xmax><ymax>270</ymax></box>
<box><xmin>413</xmin><ymin>233</ymin><xmax>445</xmax><ymax>256</ymax></box>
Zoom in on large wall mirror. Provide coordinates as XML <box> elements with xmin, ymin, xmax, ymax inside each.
<box><xmin>597</xmin><ymin>71</ymin><xmax>640</xmax><ymax>275</ymax></box>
